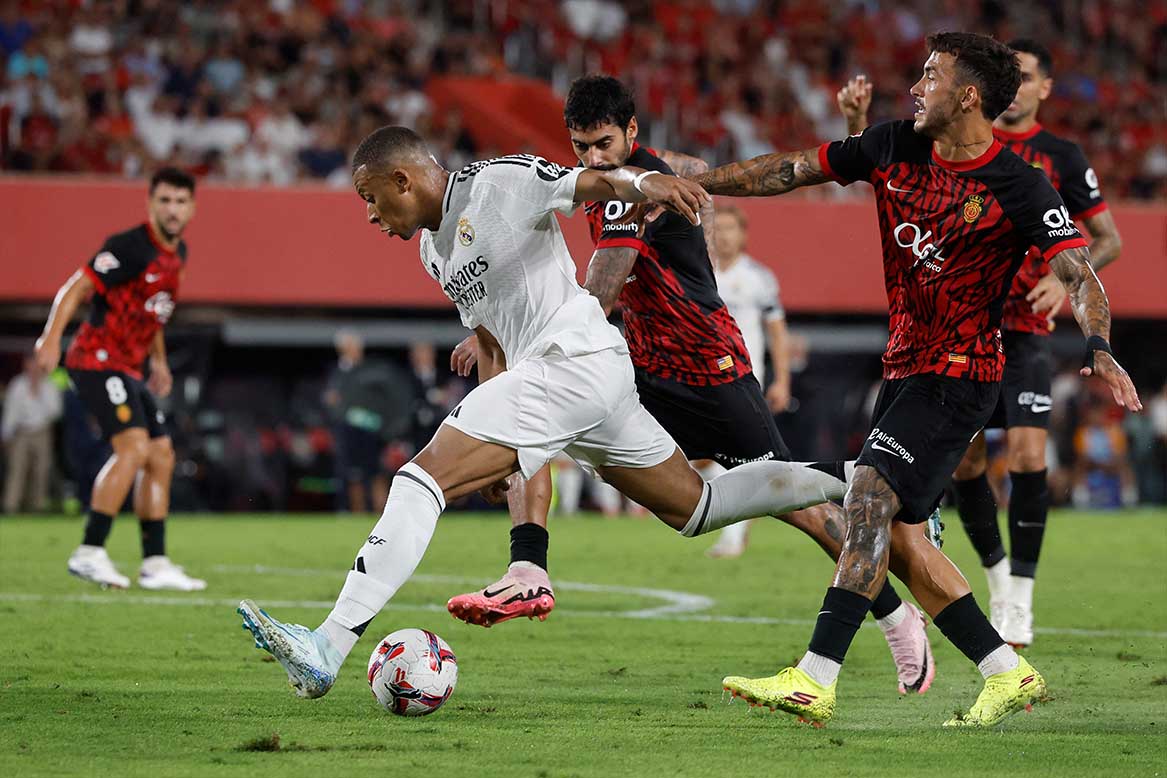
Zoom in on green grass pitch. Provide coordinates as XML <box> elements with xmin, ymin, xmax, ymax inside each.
<box><xmin>1</xmin><ymin>509</ymin><xmax>1165</xmax><ymax>777</ymax></box>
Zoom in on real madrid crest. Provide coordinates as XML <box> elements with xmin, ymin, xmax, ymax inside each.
<box><xmin>962</xmin><ymin>194</ymin><xmax>984</xmax><ymax>224</ymax></box>
<box><xmin>457</xmin><ymin>217</ymin><xmax>475</xmax><ymax>246</ymax></box>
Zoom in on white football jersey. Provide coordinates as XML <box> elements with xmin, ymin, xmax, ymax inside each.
<box><xmin>714</xmin><ymin>253</ymin><xmax>784</xmax><ymax>382</ymax></box>
<box><xmin>419</xmin><ymin>155</ymin><xmax>627</xmax><ymax>365</ymax></box>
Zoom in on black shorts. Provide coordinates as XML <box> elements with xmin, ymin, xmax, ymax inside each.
<box><xmin>857</xmin><ymin>374</ymin><xmax>999</xmax><ymax>524</ymax></box>
<box><xmin>69</xmin><ymin>368</ymin><xmax>167</xmax><ymax>440</ymax></box>
<box><xmin>634</xmin><ymin>369</ymin><xmax>791</xmax><ymax>467</ymax></box>
<box><xmin>985</xmin><ymin>331</ymin><xmax>1052</xmax><ymax>430</ymax></box>
<box><xmin>335</xmin><ymin>423</ymin><xmax>384</xmax><ymax>481</ymax></box>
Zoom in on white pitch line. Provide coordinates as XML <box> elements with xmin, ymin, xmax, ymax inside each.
<box><xmin>210</xmin><ymin>564</ymin><xmax>716</xmax><ymax>618</ymax></box>
<box><xmin>2</xmin><ymin>590</ymin><xmax>1164</xmax><ymax>641</ymax></box>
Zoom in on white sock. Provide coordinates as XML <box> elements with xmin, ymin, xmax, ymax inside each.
<box><xmin>678</xmin><ymin>461</ymin><xmax>848</xmax><ymax>537</ymax></box>
<box><xmin>985</xmin><ymin>559</ymin><xmax>1011</xmax><ymax>602</ymax></box>
<box><xmin>715</xmin><ymin>520</ymin><xmax>751</xmax><ymax>549</ymax></box>
<box><xmin>1010</xmin><ymin>575</ymin><xmax>1034</xmax><ymax>610</ymax></box>
<box><xmin>876</xmin><ymin>602</ymin><xmax>908</xmax><ymax>633</ymax></box>
<box><xmin>556</xmin><ymin>463</ymin><xmax>584</xmax><ymax>515</ymax></box>
<box><xmin>797</xmin><ymin>651</ymin><xmax>842</xmax><ymax>687</ymax></box>
<box><xmin>592</xmin><ymin>478</ymin><xmax>622</xmax><ymax>515</ymax></box>
<box><xmin>319</xmin><ymin>462</ymin><xmax>445</xmax><ymax>660</ymax></box>
<box><xmin>977</xmin><ymin>643</ymin><xmax>1020</xmax><ymax>679</ymax></box>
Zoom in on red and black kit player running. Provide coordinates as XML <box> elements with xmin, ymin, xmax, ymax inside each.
<box><xmin>448</xmin><ymin>75</ymin><xmax>971</xmax><ymax>697</ymax></box>
<box><xmin>36</xmin><ymin>167</ymin><xmax>206</xmax><ymax>591</ymax></box>
<box><xmin>695</xmin><ymin>32</ymin><xmax>1140</xmax><ymax>726</ymax></box>
<box><xmin>952</xmin><ymin>39</ymin><xmax>1124</xmax><ymax>647</ymax></box>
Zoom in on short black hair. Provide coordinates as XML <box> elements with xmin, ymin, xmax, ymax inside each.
<box><xmin>351</xmin><ymin>125</ymin><xmax>430</xmax><ymax>173</ymax></box>
<box><xmin>564</xmin><ymin>75</ymin><xmax>635</xmax><ymax>132</ymax></box>
<box><xmin>926</xmin><ymin>32</ymin><xmax>1021</xmax><ymax>120</ymax></box>
<box><xmin>1008</xmin><ymin>38</ymin><xmax>1053</xmax><ymax>77</ymax></box>
<box><xmin>149</xmin><ymin>167</ymin><xmax>195</xmax><ymax>195</ymax></box>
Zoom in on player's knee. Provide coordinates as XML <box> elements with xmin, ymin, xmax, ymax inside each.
<box><xmin>843</xmin><ymin>467</ymin><xmax>898</xmax><ymax>525</ymax></box>
<box><xmin>113</xmin><ymin>431</ymin><xmax>151</xmax><ymax>468</ymax></box>
<box><xmin>148</xmin><ymin>439</ymin><xmax>176</xmax><ymax>476</ymax></box>
<box><xmin>1007</xmin><ymin>446</ymin><xmax>1046</xmax><ymax>473</ymax></box>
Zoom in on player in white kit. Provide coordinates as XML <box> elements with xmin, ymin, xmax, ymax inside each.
<box><xmin>235</xmin><ymin>126</ymin><xmax>869</xmax><ymax>698</ymax></box>
<box><xmin>705</xmin><ymin>204</ymin><xmax>791</xmax><ymax>558</ymax></box>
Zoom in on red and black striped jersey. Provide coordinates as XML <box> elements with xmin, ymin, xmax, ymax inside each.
<box><xmin>820</xmin><ymin>120</ymin><xmax>1087</xmax><ymax>383</ymax></box>
<box><xmin>584</xmin><ymin>144</ymin><xmax>751</xmax><ymax>386</ymax></box>
<box><xmin>994</xmin><ymin>124</ymin><xmax>1108</xmax><ymax>335</ymax></box>
<box><xmin>65</xmin><ymin>223</ymin><xmax>186</xmax><ymax>379</ymax></box>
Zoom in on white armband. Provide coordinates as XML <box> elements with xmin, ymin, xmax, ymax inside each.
<box><xmin>632</xmin><ymin>170</ymin><xmax>662</xmax><ymax>194</ymax></box>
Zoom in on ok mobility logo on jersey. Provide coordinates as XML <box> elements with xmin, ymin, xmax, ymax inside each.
<box><xmin>443</xmin><ymin>256</ymin><xmax>490</xmax><ymax>307</ymax></box>
<box><xmin>867</xmin><ymin>428</ymin><xmax>915</xmax><ymax>464</ymax></box>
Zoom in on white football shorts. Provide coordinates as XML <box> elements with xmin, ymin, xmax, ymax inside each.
<box><xmin>441</xmin><ymin>347</ymin><xmax>677</xmax><ymax>479</ymax></box>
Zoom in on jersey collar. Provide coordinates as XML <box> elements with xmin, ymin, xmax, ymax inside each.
<box><xmin>993</xmin><ymin>123</ymin><xmax>1043</xmax><ymax>142</ymax></box>
<box><xmin>145</xmin><ymin>221</ymin><xmax>179</xmax><ymax>256</ymax></box>
<box><xmin>931</xmin><ymin>139</ymin><xmax>1004</xmax><ymax>172</ymax></box>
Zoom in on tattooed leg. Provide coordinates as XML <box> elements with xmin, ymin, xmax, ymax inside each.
<box><xmin>833</xmin><ymin>465</ymin><xmax>900</xmax><ymax>598</ymax></box>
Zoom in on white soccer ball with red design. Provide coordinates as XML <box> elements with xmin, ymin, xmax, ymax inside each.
<box><xmin>367</xmin><ymin>628</ymin><xmax>458</xmax><ymax>716</ymax></box>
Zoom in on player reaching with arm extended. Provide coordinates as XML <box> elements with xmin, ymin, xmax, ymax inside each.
<box><xmin>446</xmin><ymin>76</ymin><xmax>941</xmax><ymax>697</ymax></box>
<box><xmin>840</xmin><ymin>39</ymin><xmax>1125</xmax><ymax>648</ymax></box>
<box><xmin>238</xmin><ymin>125</ymin><xmax>882</xmax><ymax>701</ymax></box>
<box><xmin>36</xmin><ymin>168</ymin><xmax>205</xmax><ymax>592</ymax></box>
<box><xmin>693</xmin><ymin>32</ymin><xmax>1139</xmax><ymax>728</ymax></box>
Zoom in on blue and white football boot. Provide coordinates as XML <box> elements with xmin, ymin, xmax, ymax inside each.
<box><xmin>238</xmin><ymin>599</ymin><xmax>343</xmax><ymax>699</ymax></box>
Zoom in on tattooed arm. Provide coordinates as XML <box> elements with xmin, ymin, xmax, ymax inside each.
<box><xmin>1048</xmin><ymin>246</ymin><xmax>1142</xmax><ymax>410</ymax></box>
<box><xmin>584</xmin><ymin>247</ymin><xmax>639</xmax><ymax>317</ymax></box>
<box><xmin>1028</xmin><ymin>209</ymin><xmax>1124</xmax><ymax>318</ymax></box>
<box><xmin>1080</xmin><ymin>208</ymin><xmax>1123</xmax><ymax>272</ymax></box>
<box><xmin>692</xmin><ymin>149</ymin><xmax>830</xmax><ymax>197</ymax></box>
<box><xmin>659</xmin><ymin>150</ymin><xmax>718</xmax><ymax>265</ymax></box>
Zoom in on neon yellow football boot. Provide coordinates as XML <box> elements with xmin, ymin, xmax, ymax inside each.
<box><xmin>943</xmin><ymin>656</ymin><xmax>1047</xmax><ymax>728</ymax></box>
<box><xmin>722</xmin><ymin>667</ymin><xmax>836</xmax><ymax>726</ymax></box>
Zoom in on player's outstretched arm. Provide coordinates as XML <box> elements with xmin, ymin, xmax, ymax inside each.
<box><xmin>35</xmin><ymin>270</ymin><xmax>95</xmax><ymax>372</ymax></box>
<box><xmin>691</xmin><ymin>149</ymin><xmax>830</xmax><ymax>198</ymax></box>
<box><xmin>576</xmin><ymin>167</ymin><xmax>710</xmax><ymax>225</ymax></box>
<box><xmin>1048</xmin><ymin>245</ymin><xmax>1142</xmax><ymax>410</ymax></box>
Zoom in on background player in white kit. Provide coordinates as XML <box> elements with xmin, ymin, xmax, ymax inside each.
<box><xmin>705</xmin><ymin>203</ymin><xmax>791</xmax><ymax>558</ymax></box>
<box><xmin>236</xmin><ymin>126</ymin><xmax>868</xmax><ymax>698</ymax></box>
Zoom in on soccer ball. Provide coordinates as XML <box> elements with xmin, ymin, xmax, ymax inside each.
<box><xmin>367</xmin><ymin>628</ymin><xmax>458</xmax><ymax>716</ymax></box>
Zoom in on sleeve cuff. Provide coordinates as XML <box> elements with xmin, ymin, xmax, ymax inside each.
<box><xmin>818</xmin><ymin>142</ymin><xmax>849</xmax><ymax>185</ymax></box>
<box><xmin>82</xmin><ymin>264</ymin><xmax>107</xmax><ymax>293</ymax></box>
<box><xmin>1071</xmin><ymin>202</ymin><xmax>1108</xmax><ymax>221</ymax></box>
<box><xmin>1042</xmin><ymin>237</ymin><xmax>1089</xmax><ymax>260</ymax></box>
<box><xmin>596</xmin><ymin>237</ymin><xmax>648</xmax><ymax>254</ymax></box>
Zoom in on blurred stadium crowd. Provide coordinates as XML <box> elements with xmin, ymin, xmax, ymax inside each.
<box><xmin>1</xmin><ymin>0</ymin><xmax>1165</xmax><ymax>197</ymax></box>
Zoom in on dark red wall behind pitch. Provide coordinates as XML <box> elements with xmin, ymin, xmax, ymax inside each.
<box><xmin>2</xmin><ymin>176</ymin><xmax>1163</xmax><ymax>317</ymax></box>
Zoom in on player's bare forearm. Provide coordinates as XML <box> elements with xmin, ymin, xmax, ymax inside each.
<box><xmin>1048</xmin><ymin>246</ymin><xmax>1110</xmax><ymax>340</ymax></box>
<box><xmin>767</xmin><ymin>318</ymin><xmax>790</xmax><ymax>388</ymax></box>
<box><xmin>833</xmin><ymin>465</ymin><xmax>899</xmax><ymax>598</ymax></box>
<box><xmin>578</xmin><ymin>167</ymin><xmax>709</xmax><ymax>225</ymax></box>
<box><xmin>149</xmin><ymin>330</ymin><xmax>167</xmax><ymax>362</ymax></box>
<box><xmin>473</xmin><ymin>326</ymin><xmax>507</xmax><ymax>383</ymax></box>
<box><xmin>42</xmin><ymin>270</ymin><xmax>93</xmax><ymax>340</ymax></box>
<box><xmin>1081</xmin><ymin>210</ymin><xmax>1122</xmax><ymax>272</ymax></box>
<box><xmin>584</xmin><ymin>247</ymin><xmax>639</xmax><ymax>317</ymax></box>
<box><xmin>692</xmin><ymin>149</ymin><xmax>828</xmax><ymax>197</ymax></box>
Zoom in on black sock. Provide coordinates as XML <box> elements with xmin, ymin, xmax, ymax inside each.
<box><xmin>1008</xmin><ymin>470</ymin><xmax>1048</xmax><ymax>579</ymax></box>
<box><xmin>952</xmin><ymin>473</ymin><xmax>1005</xmax><ymax>567</ymax></box>
<box><xmin>82</xmin><ymin>510</ymin><xmax>114</xmax><ymax>547</ymax></box>
<box><xmin>140</xmin><ymin>518</ymin><xmax>166</xmax><ymax>558</ymax></box>
<box><xmin>807</xmin><ymin>587</ymin><xmax>872</xmax><ymax>663</ymax></box>
<box><xmin>509</xmin><ymin>524</ymin><xmax>549</xmax><ymax>571</ymax></box>
<box><xmin>933</xmin><ymin>593</ymin><xmax>1005</xmax><ymax>665</ymax></box>
<box><xmin>869</xmin><ymin>580</ymin><xmax>903</xmax><ymax>620</ymax></box>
